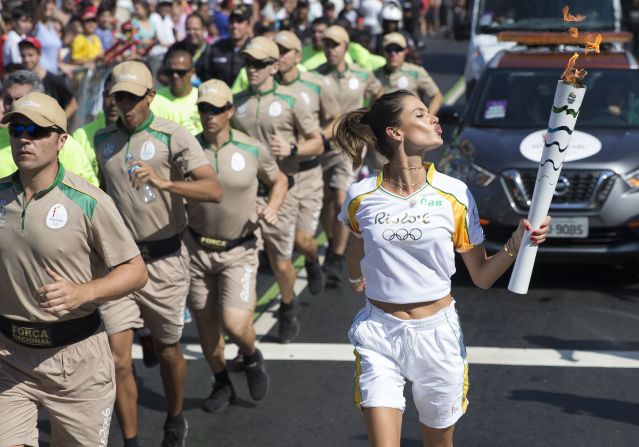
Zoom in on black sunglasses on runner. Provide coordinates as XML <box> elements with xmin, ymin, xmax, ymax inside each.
<box><xmin>113</xmin><ymin>91</ymin><xmax>146</xmax><ymax>103</ymax></box>
<box><xmin>385</xmin><ymin>45</ymin><xmax>404</xmax><ymax>54</ymax></box>
<box><xmin>246</xmin><ymin>58</ymin><xmax>274</xmax><ymax>70</ymax></box>
<box><xmin>164</xmin><ymin>67</ymin><xmax>193</xmax><ymax>77</ymax></box>
<box><xmin>8</xmin><ymin>123</ymin><xmax>62</xmax><ymax>140</ymax></box>
<box><xmin>197</xmin><ymin>103</ymin><xmax>230</xmax><ymax>115</ymax></box>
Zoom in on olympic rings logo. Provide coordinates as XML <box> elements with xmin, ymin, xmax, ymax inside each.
<box><xmin>382</xmin><ymin>228</ymin><xmax>423</xmax><ymax>244</ymax></box>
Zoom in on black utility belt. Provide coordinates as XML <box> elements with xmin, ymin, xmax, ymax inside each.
<box><xmin>136</xmin><ymin>234</ymin><xmax>181</xmax><ymax>261</ymax></box>
<box><xmin>257</xmin><ymin>176</ymin><xmax>295</xmax><ymax>197</ymax></box>
<box><xmin>298</xmin><ymin>158</ymin><xmax>320</xmax><ymax>172</ymax></box>
<box><xmin>189</xmin><ymin>228</ymin><xmax>256</xmax><ymax>252</ymax></box>
<box><xmin>0</xmin><ymin>310</ymin><xmax>101</xmax><ymax>349</ymax></box>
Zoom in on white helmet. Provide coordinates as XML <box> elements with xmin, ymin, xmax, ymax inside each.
<box><xmin>381</xmin><ymin>1</ymin><xmax>403</xmax><ymax>22</ymax></box>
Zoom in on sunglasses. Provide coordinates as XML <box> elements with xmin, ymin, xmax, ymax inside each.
<box><xmin>8</xmin><ymin>123</ymin><xmax>62</xmax><ymax>139</ymax></box>
<box><xmin>164</xmin><ymin>67</ymin><xmax>193</xmax><ymax>77</ymax></box>
<box><xmin>246</xmin><ymin>59</ymin><xmax>274</xmax><ymax>70</ymax></box>
<box><xmin>197</xmin><ymin>103</ymin><xmax>230</xmax><ymax>115</ymax></box>
<box><xmin>385</xmin><ymin>45</ymin><xmax>404</xmax><ymax>54</ymax></box>
<box><xmin>113</xmin><ymin>91</ymin><xmax>146</xmax><ymax>103</ymax></box>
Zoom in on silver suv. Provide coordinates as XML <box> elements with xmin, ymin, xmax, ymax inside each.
<box><xmin>440</xmin><ymin>49</ymin><xmax>639</xmax><ymax>266</ymax></box>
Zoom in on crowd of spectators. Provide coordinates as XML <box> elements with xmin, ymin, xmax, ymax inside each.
<box><xmin>0</xmin><ymin>0</ymin><xmax>464</xmax><ymax>129</ymax></box>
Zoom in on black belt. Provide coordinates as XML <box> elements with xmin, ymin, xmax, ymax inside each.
<box><xmin>322</xmin><ymin>134</ymin><xmax>332</xmax><ymax>153</ymax></box>
<box><xmin>136</xmin><ymin>234</ymin><xmax>181</xmax><ymax>261</ymax></box>
<box><xmin>0</xmin><ymin>310</ymin><xmax>101</xmax><ymax>349</ymax></box>
<box><xmin>189</xmin><ymin>228</ymin><xmax>256</xmax><ymax>252</ymax></box>
<box><xmin>257</xmin><ymin>175</ymin><xmax>295</xmax><ymax>197</ymax></box>
<box><xmin>298</xmin><ymin>158</ymin><xmax>320</xmax><ymax>171</ymax></box>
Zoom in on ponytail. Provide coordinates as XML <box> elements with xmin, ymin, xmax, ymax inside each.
<box><xmin>333</xmin><ymin>108</ymin><xmax>375</xmax><ymax>170</ymax></box>
<box><xmin>333</xmin><ymin>90</ymin><xmax>417</xmax><ymax>171</ymax></box>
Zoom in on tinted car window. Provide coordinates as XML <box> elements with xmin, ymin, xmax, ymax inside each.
<box><xmin>471</xmin><ymin>68</ymin><xmax>639</xmax><ymax>128</ymax></box>
<box><xmin>478</xmin><ymin>0</ymin><xmax>615</xmax><ymax>33</ymax></box>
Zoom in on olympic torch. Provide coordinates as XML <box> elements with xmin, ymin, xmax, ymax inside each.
<box><xmin>508</xmin><ymin>72</ymin><xmax>586</xmax><ymax>294</ymax></box>
<box><xmin>507</xmin><ymin>7</ymin><xmax>601</xmax><ymax>294</ymax></box>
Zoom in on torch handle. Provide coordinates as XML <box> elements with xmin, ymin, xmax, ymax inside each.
<box><xmin>508</xmin><ymin>81</ymin><xmax>586</xmax><ymax>294</ymax></box>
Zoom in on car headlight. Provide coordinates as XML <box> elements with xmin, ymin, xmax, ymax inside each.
<box><xmin>441</xmin><ymin>157</ymin><xmax>496</xmax><ymax>187</ymax></box>
<box><xmin>623</xmin><ymin>168</ymin><xmax>639</xmax><ymax>191</ymax></box>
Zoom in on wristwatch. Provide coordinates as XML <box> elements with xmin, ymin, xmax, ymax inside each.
<box><xmin>289</xmin><ymin>143</ymin><xmax>298</xmax><ymax>157</ymax></box>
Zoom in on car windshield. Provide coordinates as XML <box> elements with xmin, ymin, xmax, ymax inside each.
<box><xmin>477</xmin><ymin>0</ymin><xmax>615</xmax><ymax>33</ymax></box>
<box><xmin>471</xmin><ymin>68</ymin><xmax>639</xmax><ymax>129</ymax></box>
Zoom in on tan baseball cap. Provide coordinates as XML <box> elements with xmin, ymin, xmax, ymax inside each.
<box><xmin>323</xmin><ymin>25</ymin><xmax>350</xmax><ymax>45</ymax></box>
<box><xmin>242</xmin><ymin>36</ymin><xmax>279</xmax><ymax>61</ymax></box>
<box><xmin>274</xmin><ymin>31</ymin><xmax>301</xmax><ymax>53</ymax></box>
<box><xmin>197</xmin><ymin>80</ymin><xmax>233</xmax><ymax>107</ymax></box>
<box><xmin>383</xmin><ymin>32</ymin><xmax>407</xmax><ymax>49</ymax></box>
<box><xmin>110</xmin><ymin>61</ymin><xmax>153</xmax><ymax>97</ymax></box>
<box><xmin>1</xmin><ymin>92</ymin><xmax>67</xmax><ymax>132</ymax></box>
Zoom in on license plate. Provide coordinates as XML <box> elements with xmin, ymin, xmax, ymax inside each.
<box><xmin>547</xmin><ymin>217</ymin><xmax>589</xmax><ymax>238</ymax></box>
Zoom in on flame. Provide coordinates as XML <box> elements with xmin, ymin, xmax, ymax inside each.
<box><xmin>563</xmin><ymin>5</ymin><xmax>585</xmax><ymax>22</ymax></box>
<box><xmin>561</xmin><ymin>53</ymin><xmax>587</xmax><ymax>84</ymax></box>
<box><xmin>585</xmin><ymin>33</ymin><xmax>602</xmax><ymax>54</ymax></box>
<box><xmin>568</xmin><ymin>27</ymin><xmax>579</xmax><ymax>37</ymax></box>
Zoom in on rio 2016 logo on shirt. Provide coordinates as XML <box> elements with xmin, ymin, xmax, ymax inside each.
<box><xmin>382</xmin><ymin>228</ymin><xmax>423</xmax><ymax>245</ymax></box>
<box><xmin>140</xmin><ymin>141</ymin><xmax>156</xmax><ymax>160</ymax></box>
<box><xmin>374</xmin><ymin>211</ymin><xmax>431</xmax><ymax>225</ymax></box>
<box><xmin>46</xmin><ymin>204</ymin><xmax>68</xmax><ymax>229</ymax></box>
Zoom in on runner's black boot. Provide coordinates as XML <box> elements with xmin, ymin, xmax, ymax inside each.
<box><xmin>305</xmin><ymin>258</ymin><xmax>325</xmax><ymax>295</ymax></box>
<box><xmin>244</xmin><ymin>348</ymin><xmax>270</xmax><ymax>401</ymax></box>
<box><xmin>278</xmin><ymin>298</ymin><xmax>300</xmax><ymax>343</ymax></box>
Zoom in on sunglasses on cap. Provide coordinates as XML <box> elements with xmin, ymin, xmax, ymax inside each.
<box><xmin>197</xmin><ymin>103</ymin><xmax>231</xmax><ymax>115</ymax></box>
<box><xmin>246</xmin><ymin>58</ymin><xmax>275</xmax><ymax>70</ymax></box>
<box><xmin>385</xmin><ymin>45</ymin><xmax>404</xmax><ymax>54</ymax></box>
<box><xmin>163</xmin><ymin>67</ymin><xmax>193</xmax><ymax>77</ymax></box>
<box><xmin>9</xmin><ymin>123</ymin><xmax>63</xmax><ymax>140</ymax></box>
<box><xmin>113</xmin><ymin>91</ymin><xmax>147</xmax><ymax>103</ymax></box>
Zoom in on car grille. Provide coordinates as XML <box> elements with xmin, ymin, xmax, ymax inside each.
<box><xmin>502</xmin><ymin>169</ymin><xmax>617</xmax><ymax>211</ymax></box>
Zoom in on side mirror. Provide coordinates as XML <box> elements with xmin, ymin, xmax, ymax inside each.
<box><xmin>438</xmin><ymin>105</ymin><xmax>464</xmax><ymax>126</ymax></box>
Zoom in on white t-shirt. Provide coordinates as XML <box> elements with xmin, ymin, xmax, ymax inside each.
<box><xmin>339</xmin><ymin>163</ymin><xmax>485</xmax><ymax>304</ymax></box>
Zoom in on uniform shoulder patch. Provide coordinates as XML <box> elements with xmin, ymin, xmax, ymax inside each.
<box><xmin>58</xmin><ymin>181</ymin><xmax>98</xmax><ymax>219</ymax></box>
<box><xmin>273</xmin><ymin>88</ymin><xmax>296</xmax><ymax>109</ymax></box>
<box><xmin>232</xmin><ymin>131</ymin><xmax>261</xmax><ymax>159</ymax></box>
<box><xmin>349</xmin><ymin>65</ymin><xmax>371</xmax><ymax>80</ymax></box>
<box><xmin>233</xmin><ymin>90</ymin><xmax>252</xmax><ymax>106</ymax></box>
<box><xmin>93</xmin><ymin>124</ymin><xmax>119</xmax><ymax>149</ymax></box>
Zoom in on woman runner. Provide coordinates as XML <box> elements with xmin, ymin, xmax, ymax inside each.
<box><xmin>335</xmin><ymin>90</ymin><xmax>550</xmax><ymax>447</ymax></box>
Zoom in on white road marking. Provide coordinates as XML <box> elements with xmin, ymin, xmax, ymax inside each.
<box><xmin>132</xmin><ymin>343</ymin><xmax>639</xmax><ymax>368</ymax></box>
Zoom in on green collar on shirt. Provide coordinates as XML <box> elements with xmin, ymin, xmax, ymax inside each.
<box><xmin>11</xmin><ymin>162</ymin><xmax>65</xmax><ymax>195</ymax></box>
<box><xmin>251</xmin><ymin>82</ymin><xmax>279</xmax><ymax>97</ymax></box>
<box><xmin>117</xmin><ymin>111</ymin><xmax>155</xmax><ymax>135</ymax></box>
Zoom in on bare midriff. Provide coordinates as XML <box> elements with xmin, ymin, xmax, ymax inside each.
<box><xmin>368</xmin><ymin>294</ymin><xmax>454</xmax><ymax>320</ymax></box>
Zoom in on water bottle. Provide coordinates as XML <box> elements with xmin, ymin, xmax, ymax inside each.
<box><xmin>125</xmin><ymin>152</ymin><xmax>157</xmax><ymax>203</ymax></box>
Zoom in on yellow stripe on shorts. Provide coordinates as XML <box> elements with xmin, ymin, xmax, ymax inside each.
<box><xmin>462</xmin><ymin>362</ymin><xmax>470</xmax><ymax>412</ymax></box>
<box><xmin>354</xmin><ymin>349</ymin><xmax>364</xmax><ymax>409</ymax></box>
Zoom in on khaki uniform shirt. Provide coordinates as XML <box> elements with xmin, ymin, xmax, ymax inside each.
<box><xmin>280</xmin><ymin>71</ymin><xmax>340</xmax><ymax>129</ymax></box>
<box><xmin>314</xmin><ymin>62</ymin><xmax>383</xmax><ymax>114</ymax></box>
<box><xmin>374</xmin><ymin>62</ymin><xmax>440</xmax><ymax>100</ymax></box>
<box><xmin>94</xmin><ymin>113</ymin><xmax>209</xmax><ymax>242</ymax></box>
<box><xmin>232</xmin><ymin>83</ymin><xmax>319</xmax><ymax>175</ymax></box>
<box><xmin>0</xmin><ymin>165</ymin><xmax>139</xmax><ymax>322</ymax></box>
<box><xmin>188</xmin><ymin>130</ymin><xmax>279</xmax><ymax>240</ymax></box>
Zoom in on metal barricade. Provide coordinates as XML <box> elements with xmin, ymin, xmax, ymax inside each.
<box><xmin>70</xmin><ymin>63</ymin><xmax>114</xmax><ymax>132</ymax></box>
<box><xmin>69</xmin><ymin>54</ymin><xmax>167</xmax><ymax>132</ymax></box>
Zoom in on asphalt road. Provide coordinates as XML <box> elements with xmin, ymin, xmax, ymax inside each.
<box><xmin>38</xmin><ymin>35</ymin><xmax>639</xmax><ymax>446</ymax></box>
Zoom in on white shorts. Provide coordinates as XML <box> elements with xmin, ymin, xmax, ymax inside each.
<box><xmin>347</xmin><ymin>301</ymin><xmax>469</xmax><ymax>429</ymax></box>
